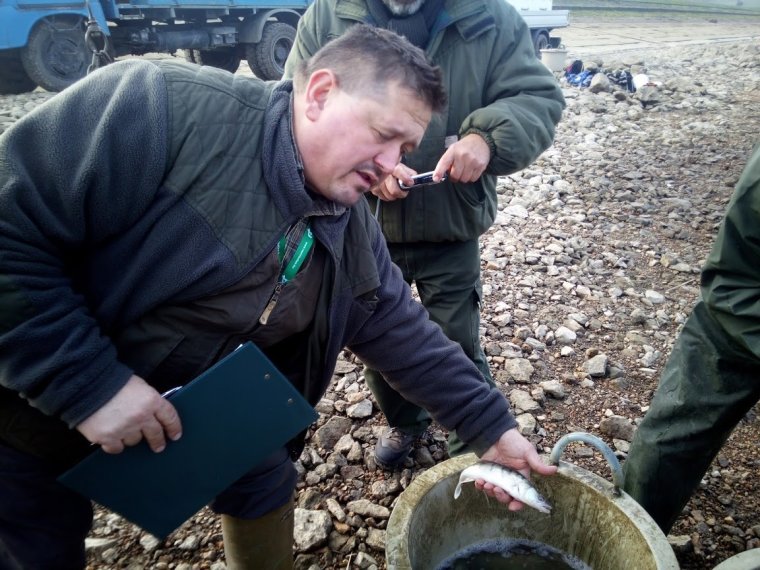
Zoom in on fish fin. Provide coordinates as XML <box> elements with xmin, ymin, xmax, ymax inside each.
<box><xmin>454</xmin><ymin>476</ymin><xmax>476</xmax><ymax>500</ymax></box>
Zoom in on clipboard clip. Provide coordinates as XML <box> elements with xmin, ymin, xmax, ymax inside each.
<box><xmin>161</xmin><ymin>386</ymin><xmax>183</xmax><ymax>399</ymax></box>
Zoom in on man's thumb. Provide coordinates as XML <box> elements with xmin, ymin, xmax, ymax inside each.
<box><xmin>529</xmin><ymin>454</ymin><xmax>558</xmax><ymax>476</ymax></box>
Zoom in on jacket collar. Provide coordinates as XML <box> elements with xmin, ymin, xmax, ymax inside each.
<box><xmin>335</xmin><ymin>0</ymin><xmax>496</xmax><ymax>44</ymax></box>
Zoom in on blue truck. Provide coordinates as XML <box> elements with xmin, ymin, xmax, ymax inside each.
<box><xmin>0</xmin><ymin>0</ymin><xmax>311</xmax><ymax>93</ymax></box>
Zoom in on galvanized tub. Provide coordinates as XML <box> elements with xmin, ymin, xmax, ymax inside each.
<box><xmin>540</xmin><ymin>47</ymin><xmax>569</xmax><ymax>72</ymax></box>
<box><xmin>386</xmin><ymin>432</ymin><xmax>679</xmax><ymax>570</ymax></box>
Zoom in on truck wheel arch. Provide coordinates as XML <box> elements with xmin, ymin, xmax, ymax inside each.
<box><xmin>238</xmin><ymin>9</ymin><xmax>302</xmax><ymax>44</ymax></box>
<box><xmin>239</xmin><ymin>10</ymin><xmax>300</xmax><ymax>80</ymax></box>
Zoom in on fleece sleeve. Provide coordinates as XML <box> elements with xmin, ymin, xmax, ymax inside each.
<box><xmin>0</xmin><ymin>60</ymin><xmax>169</xmax><ymax>427</ymax></box>
<box><xmin>347</xmin><ymin>227</ymin><xmax>517</xmax><ymax>454</ymax></box>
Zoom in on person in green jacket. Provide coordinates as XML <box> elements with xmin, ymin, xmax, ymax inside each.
<box><xmin>284</xmin><ymin>0</ymin><xmax>566</xmax><ymax>468</ymax></box>
<box><xmin>623</xmin><ymin>143</ymin><xmax>760</xmax><ymax>534</ymax></box>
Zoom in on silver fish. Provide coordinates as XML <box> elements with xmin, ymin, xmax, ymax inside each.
<box><xmin>453</xmin><ymin>461</ymin><xmax>552</xmax><ymax>514</ymax></box>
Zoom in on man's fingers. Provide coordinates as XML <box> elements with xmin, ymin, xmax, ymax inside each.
<box><xmin>476</xmin><ymin>480</ymin><xmax>517</xmax><ymax>506</ymax></box>
<box><xmin>137</xmin><ymin>400</ymin><xmax>183</xmax><ymax>453</ymax></box>
<box><xmin>137</xmin><ymin>417</ymin><xmax>168</xmax><ymax>453</ymax></box>
<box><xmin>528</xmin><ymin>454</ymin><xmax>558</xmax><ymax>476</ymax></box>
<box><xmin>491</xmin><ymin>484</ymin><xmax>513</xmax><ymax>503</ymax></box>
<box><xmin>395</xmin><ymin>172</ymin><xmax>415</xmax><ymax>189</ymax></box>
<box><xmin>155</xmin><ymin>400</ymin><xmax>183</xmax><ymax>442</ymax></box>
<box><xmin>100</xmin><ymin>439</ymin><xmax>125</xmax><ymax>455</ymax></box>
<box><xmin>121</xmin><ymin>432</ymin><xmax>144</xmax><ymax>447</ymax></box>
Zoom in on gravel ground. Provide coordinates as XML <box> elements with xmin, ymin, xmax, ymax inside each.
<box><xmin>1</xmin><ymin>21</ymin><xmax>759</xmax><ymax>570</ymax></box>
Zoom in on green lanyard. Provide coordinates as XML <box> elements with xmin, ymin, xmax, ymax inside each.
<box><xmin>260</xmin><ymin>221</ymin><xmax>315</xmax><ymax>326</ymax></box>
<box><xmin>277</xmin><ymin>222</ymin><xmax>314</xmax><ymax>283</ymax></box>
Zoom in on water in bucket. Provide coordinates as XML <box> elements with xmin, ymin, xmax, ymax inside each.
<box><xmin>436</xmin><ymin>538</ymin><xmax>592</xmax><ymax>570</ymax></box>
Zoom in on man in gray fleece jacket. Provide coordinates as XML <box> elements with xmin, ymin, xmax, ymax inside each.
<box><xmin>0</xmin><ymin>25</ymin><xmax>554</xmax><ymax>569</ymax></box>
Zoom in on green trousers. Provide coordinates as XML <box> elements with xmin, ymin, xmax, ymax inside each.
<box><xmin>363</xmin><ymin>239</ymin><xmax>497</xmax><ymax>456</ymax></box>
<box><xmin>623</xmin><ymin>302</ymin><xmax>760</xmax><ymax>533</ymax></box>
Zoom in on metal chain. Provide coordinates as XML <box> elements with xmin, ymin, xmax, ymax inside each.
<box><xmin>85</xmin><ymin>2</ymin><xmax>113</xmax><ymax>74</ymax></box>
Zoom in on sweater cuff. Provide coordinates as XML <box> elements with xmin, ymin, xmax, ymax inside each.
<box><xmin>467</xmin><ymin>411</ymin><xmax>519</xmax><ymax>457</ymax></box>
<box><xmin>60</xmin><ymin>360</ymin><xmax>134</xmax><ymax>428</ymax></box>
<box><xmin>461</xmin><ymin>128</ymin><xmax>497</xmax><ymax>166</ymax></box>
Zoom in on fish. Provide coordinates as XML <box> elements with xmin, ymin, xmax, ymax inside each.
<box><xmin>453</xmin><ymin>461</ymin><xmax>552</xmax><ymax>514</ymax></box>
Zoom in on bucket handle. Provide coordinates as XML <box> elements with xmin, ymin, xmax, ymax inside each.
<box><xmin>549</xmin><ymin>432</ymin><xmax>624</xmax><ymax>496</ymax></box>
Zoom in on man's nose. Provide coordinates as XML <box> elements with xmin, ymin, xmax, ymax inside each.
<box><xmin>374</xmin><ymin>145</ymin><xmax>402</xmax><ymax>175</ymax></box>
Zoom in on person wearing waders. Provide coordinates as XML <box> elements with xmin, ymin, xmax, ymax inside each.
<box><xmin>623</xmin><ymin>143</ymin><xmax>760</xmax><ymax>534</ymax></box>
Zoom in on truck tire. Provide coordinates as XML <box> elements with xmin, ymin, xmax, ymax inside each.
<box><xmin>246</xmin><ymin>21</ymin><xmax>295</xmax><ymax>80</ymax></box>
<box><xmin>532</xmin><ymin>30</ymin><xmax>550</xmax><ymax>58</ymax></box>
<box><xmin>21</xmin><ymin>15</ymin><xmax>90</xmax><ymax>92</ymax></box>
<box><xmin>192</xmin><ymin>48</ymin><xmax>242</xmax><ymax>73</ymax></box>
<box><xmin>0</xmin><ymin>49</ymin><xmax>37</xmax><ymax>94</ymax></box>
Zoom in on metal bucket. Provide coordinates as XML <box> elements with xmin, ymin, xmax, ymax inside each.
<box><xmin>712</xmin><ymin>549</ymin><xmax>760</xmax><ymax>570</ymax></box>
<box><xmin>386</xmin><ymin>432</ymin><xmax>679</xmax><ymax>570</ymax></box>
<box><xmin>540</xmin><ymin>47</ymin><xmax>568</xmax><ymax>72</ymax></box>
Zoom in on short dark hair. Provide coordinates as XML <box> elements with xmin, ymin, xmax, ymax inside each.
<box><xmin>293</xmin><ymin>24</ymin><xmax>447</xmax><ymax>114</ymax></box>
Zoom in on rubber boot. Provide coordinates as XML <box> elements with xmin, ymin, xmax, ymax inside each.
<box><xmin>221</xmin><ymin>500</ymin><xmax>294</xmax><ymax>570</ymax></box>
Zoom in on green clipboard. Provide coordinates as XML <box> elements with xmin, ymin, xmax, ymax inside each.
<box><xmin>58</xmin><ymin>342</ymin><xmax>318</xmax><ymax>538</ymax></box>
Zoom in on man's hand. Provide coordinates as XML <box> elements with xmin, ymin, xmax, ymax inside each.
<box><xmin>477</xmin><ymin>428</ymin><xmax>557</xmax><ymax>511</ymax></box>
<box><xmin>371</xmin><ymin>163</ymin><xmax>418</xmax><ymax>202</ymax></box>
<box><xmin>371</xmin><ymin>133</ymin><xmax>489</xmax><ymax>201</ymax></box>
<box><xmin>435</xmin><ymin>133</ymin><xmax>490</xmax><ymax>184</ymax></box>
<box><xmin>76</xmin><ymin>374</ymin><xmax>183</xmax><ymax>454</ymax></box>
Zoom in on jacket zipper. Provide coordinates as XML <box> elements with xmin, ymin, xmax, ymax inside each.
<box><xmin>258</xmin><ymin>281</ymin><xmax>282</xmax><ymax>325</ymax></box>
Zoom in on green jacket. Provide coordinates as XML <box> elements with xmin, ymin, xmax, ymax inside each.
<box><xmin>700</xmin><ymin>143</ymin><xmax>760</xmax><ymax>360</ymax></box>
<box><xmin>284</xmin><ymin>0</ymin><xmax>565</xmax><ymax>243</ymax></box>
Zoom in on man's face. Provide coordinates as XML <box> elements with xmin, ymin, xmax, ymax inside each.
<box><xmin>298</xmin><ymin>74</ymin><xmax>431</xmax><ymax>207</ymax></box>
<box><xmin>381</xmin><ymin>0</ymin><xmax>425</xmax><ymax>16</ymax></box>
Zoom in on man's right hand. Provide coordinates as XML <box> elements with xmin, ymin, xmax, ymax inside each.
<box><xmin>477</xmin><ymin>428</ymin><xmax>557</xmax><ymax>511</ymax></box>
<box><xmin>76</xmin><ymin>374</ymin><xmax>183</xmax><ymax>454</ymax></box>
<box><xmin>372</xmin><ymin>163</ymin><xmax>418</xmax><ymax>201</ymax></box>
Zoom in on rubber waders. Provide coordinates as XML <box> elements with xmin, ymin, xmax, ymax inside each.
<box><xmin>221</xmin><ymin>500</ymin><xmax>294</xmax><ymax>570</ymax></box>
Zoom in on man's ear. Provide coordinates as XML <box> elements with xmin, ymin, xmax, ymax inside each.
<box><xmin>304</xmin><ymin>69</ymin><xmax>338</xmax><ymax>121</ymax></box>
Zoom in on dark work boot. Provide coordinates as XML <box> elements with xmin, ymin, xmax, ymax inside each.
<box><xmin>374</xmin><ymin>428</ymin><xmax>418</xmax><ymax>470</ymax></box>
